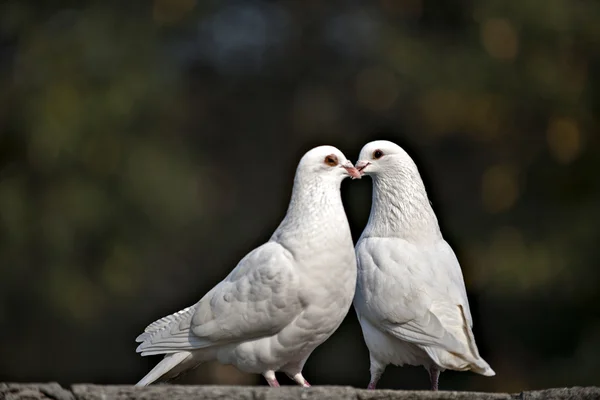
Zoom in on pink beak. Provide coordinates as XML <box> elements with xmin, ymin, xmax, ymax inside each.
<box><xmin>355</xmin><ymin>160</ymin><xmax>370</xmax><ymax>175</ymax></box>
<box><xmin>342</xmin><ymin>161</ymin><xmax>361</xmax><ymax>179</ymax></box>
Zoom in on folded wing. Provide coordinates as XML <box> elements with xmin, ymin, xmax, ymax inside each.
<box><xmin>356</xmin><ymin>238</ymin><xmax>494</xmax><ymax>374</ymax></box>
<box><xmin>136</xmin><ymin>242</ymin><xmax>302</xmax><ymax>356</ymax></box>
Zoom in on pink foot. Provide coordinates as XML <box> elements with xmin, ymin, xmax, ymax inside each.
<box><xmin>367</xmin><ymin>382</ymin><xmax>377</xmax><ymax>390</ymax></box>
<box><xmin>266</xmin><ymin>378</ymin><xmax>280</xmax><ymax>387</ymax></box>
<box><xmin>290</xmin><ymin>373</ymin><xmax>311</xmax><ymax>387</ymax></box>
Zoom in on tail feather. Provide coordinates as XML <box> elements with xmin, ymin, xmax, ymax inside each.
<box><xmin>423</xmin><ymin>345</ymin><xmax>495</xmax><ymax>377</ymax></box>
<box><xmin>135</xmin><ymin>352</ymin><xmax>191</xmax><ymax>387</ymax></box>
<box><xmin>470</xmin><ymin>358</ymin><xmax>495</xmax><ymax>377</ymax></box>
<box><xmin>457</xmin><ymin>305</ymin><xmax>495</xmax><ymax>377</ymax></box>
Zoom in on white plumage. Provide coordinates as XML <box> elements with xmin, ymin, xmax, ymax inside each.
<box><xmin>353</xmin><ymin>140</ymin><xmax>495</xmax><ymax>390</ymax></box>
<box><xmin>135</xmin><ymin>146</ymin><xmax>360</xmax><ymax>387</ymax></box>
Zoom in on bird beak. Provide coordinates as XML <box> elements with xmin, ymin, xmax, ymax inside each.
<box><xmin>355</xmin><ymin>160</ymin><xmax>370</xmax><ymax>176</ymax></box>
<box><xmin>342</xmin><ymin>161</ymin><xmax>361</xmax><ymax>179</ymax></box>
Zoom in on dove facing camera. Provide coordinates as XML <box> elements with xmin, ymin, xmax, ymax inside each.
<box><xmin>353</xmin><ymin>140</ymin><xmax>495</xmax><ymax>391</ymax></box>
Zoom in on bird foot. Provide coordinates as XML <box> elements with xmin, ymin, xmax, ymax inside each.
<box><xmin>291</xmin><ymin>373</ymin><xmax>311</xmax><ymax>387</ymax></box>
<box><xmin>264</xmin><ymin>371</ymin><xmax>280</xmax><ymax>387</ymax></box>
<box><xmin>266</xmin><ymin>378</ymin><xmax>280</xmax><ymax>387</ymax></box>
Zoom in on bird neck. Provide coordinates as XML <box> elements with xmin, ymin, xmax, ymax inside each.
<box><xmin>271</xmin><ymin>174</ymin><xmax>352</xmax><ymax>255</ymax></box>
<box><xmin>362</xmin><ymin>168</ymin><xmax>441</xmax><ymax>242</ymax></box>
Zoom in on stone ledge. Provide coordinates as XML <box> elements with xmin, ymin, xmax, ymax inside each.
<box><xmin>1</xmin><ymin>383</ymin><xmax>599</xmax><ymax>400</ymax></box>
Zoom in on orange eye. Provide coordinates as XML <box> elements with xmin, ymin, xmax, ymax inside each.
<box><xmin>324</xmin><ymin>155</ymin><xmax>338</xmax><ymax>166</ymax></box>
<box><xmin>373</xmin><ymin>149</ymin><xmax>383</xmax><ymax>159</ymax></box>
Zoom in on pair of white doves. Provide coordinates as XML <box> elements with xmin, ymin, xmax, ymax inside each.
<box><xmin>135</xmin><ymin>141</ymin><xmax>495</xmax><ymax>390</ymax></box>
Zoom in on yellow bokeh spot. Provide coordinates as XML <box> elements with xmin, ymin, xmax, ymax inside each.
<box><xmin>465</xmin><ymin>94</ymin><xmax>502</xmax><ymax>141</ymax></box>
<box><xmin>481</xmin><ymin>164</ymin><xmax>519</xmax><ymax>213</ymax></box>
<box><xmin>29</xmin><ymin>82</ymin><xmax>81</xmax><ymax>167</ymax></box>
<box><xmin>417</xmin><ymin>90</ymin><xmax>463</xmax><ymax>136</ymax></box>
<box><xmin>481</xmin><ymin>18</ymin><xmax>519</xmax><ymax>61</ymax></box>
<box><xmin>153</xmin><ymin>0</ymin><xmax>196</xmax><ymax>25</ymax></box>
<box><xmin>546</xmin><ymin>117</ymin><xmax>581</xmax><ymax>164</ymax></box>
<box><xmin>355</xmin><ymin>66</ymin><xmax>399</xmax><ymax>112</ymax></box>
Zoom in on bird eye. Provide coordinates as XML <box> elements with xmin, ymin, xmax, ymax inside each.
<box><xmin>373</xmin><ymin>150</ymin><xmax>384</xmax><ymax>159</ymax></box>
<box><xmin>324</xmin><ymin>155</ymin><xmax>338</xmax><ymax>166</ymax></box>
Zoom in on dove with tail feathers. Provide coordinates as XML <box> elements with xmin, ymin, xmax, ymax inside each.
<box><xmin>135</xmin><ymin>146</ymin><xmax>361</xmax><ymax>387</ymax></box>
<box><xmin>353</xmin><ymin>140</ymin><xmax>495</xmax><ymax>390</ymax></box>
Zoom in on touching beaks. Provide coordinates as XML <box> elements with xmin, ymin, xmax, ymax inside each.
<box><xmin>355</xmin><ymin>160</ymin><xmax>370</xmax><ymax>176</ymax></box>
<box><xmin>342</xmin><ymin>160</ymin><xmax>361</xmax><ymax>179</ymax></box>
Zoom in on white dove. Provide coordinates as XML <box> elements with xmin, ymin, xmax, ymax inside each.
<box><xmin>135</xmin><ymin>146</ymin><xmax>361</xmax><ymax>387</ymax></box>
<box><xmin>353</xmin><ymin>140</ymin><xmax>495</xmax><ymax>390</ymax></box>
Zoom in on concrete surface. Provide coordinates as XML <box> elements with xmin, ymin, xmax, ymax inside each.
<box><xmin>1</xmin><ymin>383</ymin><xmax>599</xmax><ymax>400</ymax></box>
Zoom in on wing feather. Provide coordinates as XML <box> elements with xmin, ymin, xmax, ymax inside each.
<box><xmin>355</xmin><ymin>237</ymin><xmax>481</xmax><ymax>361</ymax></box>
<box><xmin>136</xmin><ymin>241</ymin><xmax>302</xmax><ymax>356</ymax></box>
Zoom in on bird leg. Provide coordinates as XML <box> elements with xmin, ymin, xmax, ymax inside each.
<box><xmin>290</xmin><ymin>373</ymin><xmax>311</xmax><ymax>387</ymax></box>
<box><xmin>428</xmin><ymin>366</ymin><xmax>440</xmax><ymax>391</ymax></box>
<box><xmin>263</xmin><ymin>371</ymin><xmax>280</xmax><ymax>387</ymax></box>
<box><xmin>266</xmin><ymin>379</ymin><xmax>280</xmax><ymax>388</ymax></box>
<box><xmin>367</xmin><ymin>361</ymin><xmax>385</xmax><ymax>389</ymax></box>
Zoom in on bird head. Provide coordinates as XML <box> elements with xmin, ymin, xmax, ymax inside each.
<box><xmin>355</xmin><ymin>140</ymin><xmax>413</xmax><ymax>177</ymax></box>
<box><xmin>297</xmin><ymin>145</ymin><xmax>361</xmax><ymax>181</ymax></box>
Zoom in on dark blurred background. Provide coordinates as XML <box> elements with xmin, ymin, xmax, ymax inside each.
<box><xmin>1</xmin><ymin>0</ymin><xmax>599</xmax><ymax>393</ymax></box>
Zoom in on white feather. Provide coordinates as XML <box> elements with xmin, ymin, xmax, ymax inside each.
<box><xmin>135</xmin><ymin>352</ymin><xmax>192</xmax><ymax>386</ymax></box>
<box><xmin>135</xmin><ymin>145</ymin><xmax>359</xmax><ymax>386</ymax></box>
<box><xmin>353</xmin><ymin>140</ymin><xmax>495</xmax><ymax>388</ymax></box>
